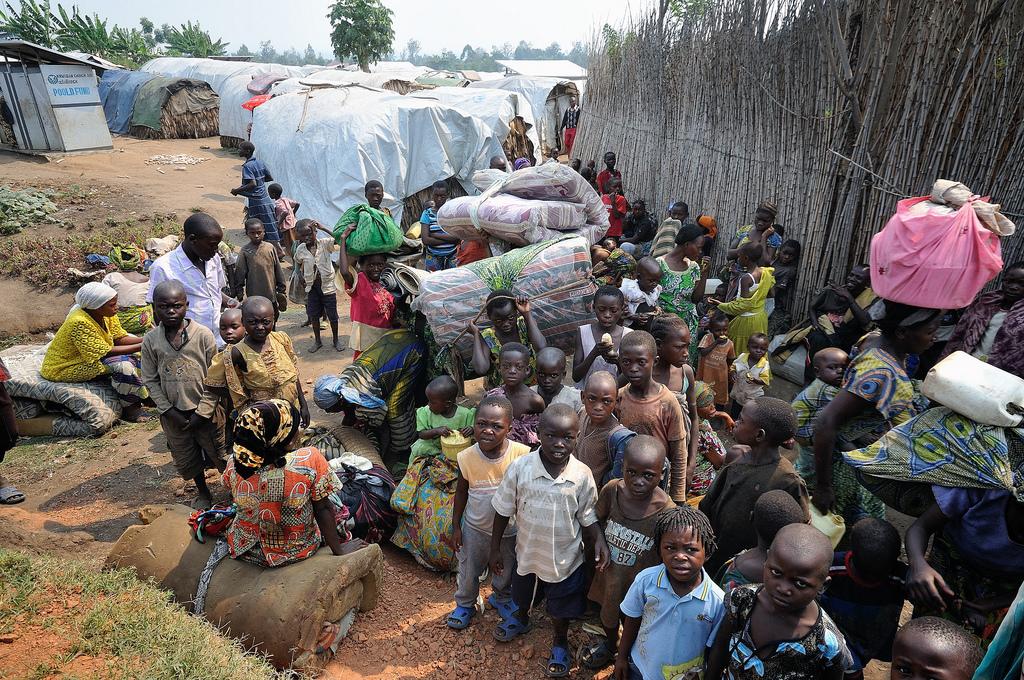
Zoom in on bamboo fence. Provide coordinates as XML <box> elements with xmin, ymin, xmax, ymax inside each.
<box><xmin>574</xmin><ymin>0</ymin><xmax>1024</xmax><ymax>316</ymax></box>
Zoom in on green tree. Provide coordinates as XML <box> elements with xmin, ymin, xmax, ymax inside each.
<box><xmin>0</xmin><ymin>0</ymin><xmax>59</xmax><ymax>47</ymax></box>
<box><xmin>139</xmin><ymin>16</ymin><xmax>155</xmax><ymax>48</ymax></box>
<box><xmin>303</xmin><ymin>43</ymin><xmax>318</xmax><ymax>64</ymax></box>
<box><xmin>327</xmin><ymin>0</ymin><xmax>394</xmax><ymax>72</ymax></box>
<box><xmin>257</xmin><ymin>39</ymin><xmax>275</xmax><ymax>62</ymax></box>
<box><xmin>236</xmin><ymin>43</ymin><xmax>252</xmax><ymax>57</ymax></box>
<box><xmin>163</xmin><ymin>21</ymin><xmax>228</xmax><ymax>57</ymax></box>
<box><xmin>404</xmin><ymin>38</ymin><xmax>420</xmax><ymax>62</ymax></box>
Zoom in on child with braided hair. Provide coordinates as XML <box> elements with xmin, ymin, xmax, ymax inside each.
<box><xmin>614</xmin><ymin>504</ymin><xmax>725</xmax><ymax>680</ymax></box>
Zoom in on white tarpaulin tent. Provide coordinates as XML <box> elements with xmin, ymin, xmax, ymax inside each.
<box><xmin>271</xmin><ymin>69</ymin><xmax>429</xmax><ymax>96</ymax></box>
<box><xmin>467</xmin><ymin>76</ymin><xmax>579</xmax><ymax>158</ymax></box>
<box><xmin>250</xmin><ymin>86</ymin><xmax>503</xmax><ymax>225</ymax></box>
<box><xmin>218</xmin><ymin>72</ymin><xmax>264</xmax><ymax>140</ymax></box>
<box><xmin>408</xmin><ymin>87</ymin><xmax>540</xmax><ymax>163</ymax></box>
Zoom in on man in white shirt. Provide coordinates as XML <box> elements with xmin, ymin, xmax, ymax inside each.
<box><xmin>147</xmin><ymin>213</ymin><xmax>238</xmax><ymax>347</ymax></box>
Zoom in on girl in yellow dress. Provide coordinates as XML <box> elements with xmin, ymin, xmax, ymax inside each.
<box><xmin>711</xmin><ymin>242</ymin><xmax>775</xmax><ymax>354</ymax></box>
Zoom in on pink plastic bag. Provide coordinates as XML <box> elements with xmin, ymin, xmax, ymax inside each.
<box><xmin>870</xmin><ymin>196</ymin><xmax>1003</xmax><ymax>309</ymax></box>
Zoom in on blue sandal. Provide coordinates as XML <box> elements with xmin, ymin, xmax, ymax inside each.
<box><xmin>493</xmin><ymin>615</ymin><xmax>532</xmax><ymax>642</ymax></box>
<box><xmin>446</xmin><ymin>605</ymin><xmax>476</xmax><ymax>630</ymax></box>
<box><xmin>545</xmin><ymin>644</ymin><xmax>571</xmax><ymax>677</ymax></box>
<box><xmin>486</xmin><ymin>593</ymin><xmax>518</xmax><ymax>620</ymax></box>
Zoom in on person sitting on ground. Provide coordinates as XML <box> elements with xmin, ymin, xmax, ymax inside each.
<box><xmin>143</xmin><ymin>280</ymin><xmax>225</xmax><ymax>510</ymax></box>
<box><xmin>574</xmin><ymin>285</ymin><xmax>632</xmax><ymax>388</ymax></box>
<box><xmin>717</xmin><ymin>489</ymin><xmax>807</xmax><ymax>592</ymax></box>
<box><xmin>820</xmin><ymin>518</ymin><xmax>908</xmax><ymax>680</ymax></box>
<box><xmin>767</xmin><ymin>239</ymin><xmax>801</xmax><ymax>337</ymax></box>
<box><xmin>230</xmin><ymin>141</ymin><xmax>284</xmax><ymax>259</ymax></box>
<box><xmin>489</xmin><ymin>403</ymin><xmax>610</xmax><ymax>678</ymax></box>
<box><xmin>905</xmin><ymin>484</ymin><xmax>1024</xmax><ymax>644</ymax></box>
<box><xmin>729</xmin><ymin>333</ymin><xmax>771</xmax><ymax>415</ymax></box>
<box><xmin>42</xmin><ymin>281</ymin><xmax>149</xmax><ymax>422</ymax></box>
<box><xmin>313</xmin><ymin>329</ymin><xmax>427</xmax><ymax>475</ymax></box>
<box><xmin>596</xmin><ymin>151</ymin><xmax>621</xmax><ymax>195</ymax></box>
<box><xmin>224</xmin><ymin>399</ymin><xmax>367</xmax><ymax>567</ymax></box>
<box><xmin>532</xmin><ymin>346</ymin><xmax>582</xmax><ymax>412</ymax></box>
<box><xmin>592</xmin><ymin>247</ymin><xmax>637</xmax><ymax>288</ymax></box>
<box><xmin>650</xmin><ymin>201</ymin><xmax>689</xmax><ymax>260</ymax></box>
<box><xmin>889</xmin><ymin>617</ymin><xmax>983</xmax><ymax>680</ymax></box>
<box><xmin>233</xmin><ymin>218</ymin><xmax>286</xmax><ymax>320</ymax></box>
<box><xmin>102</xmin><ymin>245</ymin><xmax>153</xmax><ymax>335</ymax></box>
<box><xmin>421</xmin><ymin>181</ymin><xmax>459</xmax><ymax>272</ymax></box>
<box><xmin>583</xmin><ymin>435</ymin><xmax>674</xmax><ymax>672</ymax></box>
<box><xmin>203</xmin><ymin>296</ymin><xmax>309</xmax><ymax>427</ymax></box>
<box><xmin>486</xmin><ymin>343</ymin><xmax>545</xmax><ymax>447</ymax></box>
<box><xmin>338</xmin><ymin>222</ymin><xmax>395</xmax><ymax>360</ymax></box>
<box><xmin>468</xmin><ymin>291</ymin><xmax>545</xmax><ymax>389</ymax></box>
<box><xmin>448</xmin><ymin>395</ymin><xmax>529</xmax><ymax>630</ymax></box>
<box><xmin>267</xmin><ymin>182</ymin><xmax>299</xmax><ymax>256</ymax></box>
<box><xmin>409</xmin><ymin>375</ymin><xmax>475</xmax><ymax>465</ymax></box>
<box><xmin>620</xmin><ymin>200</ymin><xmax>659</xmax><ymax>258</ymax></box>
<box><xmin>699</xmin><ymin>397</ymin><xmax>809</xmax><ymax>575</ymax></box>
<box><xmin>620</xmin><ymin>256</ymin><xmax>663</xmax><ymax>331</ymax></box>
<box><xmin>727</xmin><ymin>200</ymin><xmax>783</xmax><ymax>266</ymax></box>
<box><xmin>615</xmin><ymin>504</ymin><xmax>724</xmax><ymax>680</ymax></box>
<box><xmin>705</xmin><ymin>524</ymin><xmax>853</xmax><ymax>679</ymax></box>
<box><xmin>618</xmin><ymin>331</ymin><xmax>687</xmax><ymax>502</ymax></box>
<box><xmin>0</xmin><ymin>358</ymin><xmax>22</xmax><ymax>505</ymax></box>
<box><xmin>602</xmin><ymin>178</ymin><xmax>630</xmax><ymax>241</ymax></box>
<box><xmin>293</xmin><ymin>219</ymin><xmax>343</xmax><ymax>353</ymax></box>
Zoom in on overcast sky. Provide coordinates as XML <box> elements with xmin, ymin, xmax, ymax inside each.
<box><xmin>66</xmin><ymin>0</ymin><xmax>642</xmax><ymax>58</ymax></box>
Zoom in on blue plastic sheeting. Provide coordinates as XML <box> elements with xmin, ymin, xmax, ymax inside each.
<box><xmin>99</xmin><ymin>70</ymin><xmax>155</xmax><ymax>134</ymax></box>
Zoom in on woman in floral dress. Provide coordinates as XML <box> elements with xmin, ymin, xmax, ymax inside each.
<box><xmin>657</xmin><ymin>223</ymin><xmax>711</xmax><ymax>360</ymax></box>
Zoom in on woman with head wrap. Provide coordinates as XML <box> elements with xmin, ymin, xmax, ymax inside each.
<box><xmin>808</xmin><ymin>301</ymin><xmax>941</xmax><ymax>524</ymax></box>
<box><xmin>313</xmin><ymin>329</ymin><xmax>427</xmax><ymax>476</ymax></box>
<box><xmin>223</xmin><ymin>399</ymin><xmax>366</xmax><ymax>567</ymax></box>
<box><xmin>101</xmin><ymin>245</ymin><xmax>153</xmax><ymax>334</ymax></box>
<box><xmin>657</xmin><ymin>223</ymin><xmax>711</xmax><ymax>360</ymax></box>
<box><xmin>513</xmin><ymin>157</ymin><xmax>531</xmax><ymax>171</ymax></box>
<box><xmin>41</xmin><ymin>281</ymin><xmax>150</xmax><ymax>422</ymax></box>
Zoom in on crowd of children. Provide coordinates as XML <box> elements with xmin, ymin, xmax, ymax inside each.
<box><xmin>89</xmin><ymin>142</ymin><xmax>1018</xmax><ymax>680</ymax></box>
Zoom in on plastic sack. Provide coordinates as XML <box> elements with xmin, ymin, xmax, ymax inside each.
<box><xmin>333</xmin><ymin>204</ymin><xmax>404</xmax><ymax>256</ymax></box>
<box><xmin>438</xmin><ymin>194</ymin><xmax>588</xmax><ymax>245</ymax></box>
<box><xmin>287</xmin><ymin>262</ymin><xmax>307</xmax><ymax>305</ymax></box>
<box><xmin>870</xmin><ymin>196</ymin><xmax>1003</xmax><ymax>308</ymax></box>
<box><xmin>923</xmin><ymin>351</ymin><xmax>1024</xmax><ymax>427</ymax></box>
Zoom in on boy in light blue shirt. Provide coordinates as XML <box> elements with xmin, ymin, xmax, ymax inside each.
<box><xmin>616</xmin><ymin>505</ymin><xmax>725</xmax><ymax>680</ymax></box>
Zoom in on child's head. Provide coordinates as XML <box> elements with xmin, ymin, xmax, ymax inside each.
<box><xmin>693</xmin><ymin>381</ymin><xmax>718</xmax><ymax>419</ymax></box>
<box><xmin>267</xmin><ymin>183</ymin><xmax>283</xmax><ymax>200</ymax></box>
<box><xmin>813</xmin><ymin>347</ymin><xmax>849</xmax><ymax>387</ymax></box>
<box><xmin>238</xmin><ymin>140</ymin><xmax>255</xmax><ymax>159</ymax></box>
<box><xmin>358</xmin><ymin>253</ymin><xmax>387</xmax><ymax>282</ymax></box>
<box><xmin>244</xmin><ymin>218</ymin><xmax>265</xmax><ymax>245</ymax></box>
<box><xmin>712</xmin><ymin>282</ymin><xmax>728</xmax><ymax>301</ymax></box>
<box><xmin>537</xmin><ymin>403</ymin><xmax>579</xmax><ymax>469</ymax></box>
<box><xmin>580</xmin><ymin>166</ymin><xmax>595</xmax><ymax>184</ymax></box>
<box><xmin>630</xmin><ymin>199</ymin><xmax>647</xmax><ymax>218</ymax></box>
<box><xmin>219</xmin><ymin>308</ymin><xmax>245</xmax><ymax>344</ymax></box>
<box><xmin>570</xmin><ymin>158</ymin><xmax>581</xmax><ymax>172</ymax></box>
<box><xmin>737</xmin><ymin>241</ymin><xmax>763</xmax><ymax>268</ymax></box>
<box><xmin>582</xmin><ymin>371</ymin><xmax>618</xmax><ymax>425</ymax></box>
<box><xmin>618</xmin><ymin>330</ymin><xmax>657</xmax><ymax>389</ymax></box>
<box><xmin>425</xmin><ymin>375</ymin><xmax>458</xmax><ymax>416</ymax></box>
<box><xmin>489</xmin><ymin>154</ymin><xmax>508</xmax><ymax>171</ymax></box>
<box><xmin>763</xmin><ymin>523</ymin><xmax>832</xmax><ymax>614</ymax></box>
<box><xmin>734</xmin><ymin>396</ymin><xmax>797</xmax><ymax>449</ymax></box>
<box><xmin>709</xmin><ymin>311</ymin><xmax>730</xmax><ymax>339</ymax></box>
<box><xmin>636</xmin><ymin>257</ymin><xmax>662</xmax><ymax>294</ymax></box>
<box><xmin>890</xmin><ymin>617</ymin><xmax>983</xmax><ymax>680</ymax></box>
<box><xmin>364</xmin><ymin>180</ymin><xmax>384</xmax><ymax>209</ymax></box>
<box><xmin>753</xmin><ymin>490</ymin><xmax>807</xmax><ymax>549</ymax></box>
<box><xmin>474</xmin><ymin>394</ymin><xmax>513</xmax><ymax>454</ymax></box>
<box><xmin>484</xmin><ymin>289</ymin><xmax>518</xmax><ymax>336</ymax></box>
<box><xmin>655</xmin><ymin>506</ymin><xmax>716</xmax><ymax>588</ymax></box>
<box><xmin>746</xmin><ymin>333</ymin><xmax>769</xmax><ymax>363</ymax></box>
<box><xmin>849</xmin><ymin>518</ymin><xmax>902</xmax><ymax>582</ymax></box>
<box><xmin>152</xmin><ymin>280</ymin><xmax>188</xmax><ymax>329</ymax></box>
<box><xmin>650</xmin><ymin>315</ymin><xmax>691</xmax><ymax>368</ymax></box>
<box><xmin>593</xmin><ymin>285</ymin><xmax>625</xmax><ymax>330</ymax></box>
<box><xmin>498</xmin><ymin>342</ymin><xmax>530</xmax><ymax>388</ymax></box>
<box><xmin>600</xmin><ymin>237</ymin><xmax>618</xmax><ymax>251</ymax></box>
<box><xmin>669</xmin><ymin>201</ymin><xmax>689</xmax><ymax>221</ymax></box>
<box><xmin>622</xmin><ymin>435</ymin><xmax>666</xmax><ymax>501</ymax></box>
<box><xmin>777</xmin><ymin>239</ymin><xmax>801</xmax><ymax>266</ymax></box>
<box><xmin>430</xmin><ymin>180</ymin><xmax>449</xmax><ymax>212</ymax></box>
<box><xmin>240</xmin><ymin>296</ymin><xmax>275</xmax><ymax>342</ymax></box>
<box><xmin>591</xmin><ymin>246</ymin><xmax>611</xmax><ymax>264</ymax></box>
<box><xmin>535</xmin><ymin>347</ymin><xmax>567</xmax><ymax>396</ymax></box>
<box><xmin>603</xmin><ymin>150</ymin><xmax>616</xmax><ymax>169</ymax></box>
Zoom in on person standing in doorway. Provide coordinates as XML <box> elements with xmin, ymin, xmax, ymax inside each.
<box><xmin>560</xmin><ymin>96</ymin><xmax>581</xmax><ymax>156</ymax></box>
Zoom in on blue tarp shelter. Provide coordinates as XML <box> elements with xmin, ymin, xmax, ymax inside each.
<box><xmin>98</xmin><ymin>69</ymin><xmax>154</xmax><ymax>134</ymax></box>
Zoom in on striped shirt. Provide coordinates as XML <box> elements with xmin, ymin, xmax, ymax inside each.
<box><xmin>421</xmin><ymin>207</ymin><xmax>456</xmax><ymax>257</ymax></box>
<box><xmin>491</xmin><ymin>450</ymin><xmax>598</xmax><ymax>583</ymax></box>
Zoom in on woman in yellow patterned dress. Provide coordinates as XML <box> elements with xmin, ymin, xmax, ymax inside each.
<box><xmin>41</xmin><ymin>281</ymin><xmax>149</xmax><ymax>422</ymax></box>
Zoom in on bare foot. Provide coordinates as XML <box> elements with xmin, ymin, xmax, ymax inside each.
<box><xmin>309</xmin><ymin>341</ymin><xmax>323</xmax><ymax>354</ymax></box>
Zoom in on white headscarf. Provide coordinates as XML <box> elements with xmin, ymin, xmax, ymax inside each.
<box><xmin>70</xmin><ymin>281</ymin><xmax>117</xmax><ymax>316</ymax></box>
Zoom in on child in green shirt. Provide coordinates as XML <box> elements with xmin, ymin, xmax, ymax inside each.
<box><xmin>409</xmin><ymin>376</ymin><xmax>476</xmax><ymax>463</ymax></box>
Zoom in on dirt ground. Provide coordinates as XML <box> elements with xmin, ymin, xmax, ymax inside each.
<box><xmin>0</xmin><ymin>137</ymin><xmax>891</xmax><ymax>679</ymax></box>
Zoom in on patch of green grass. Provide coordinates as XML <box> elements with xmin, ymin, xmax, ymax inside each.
<box><xmin>0</xmin><ymin>549</ymin><xmax>289</xmax><ymax>680</ymax></box>
<box><xmin>0</xmin><ymin>333</ymin><xmax>29</xmax><ymax>351</ymax></box>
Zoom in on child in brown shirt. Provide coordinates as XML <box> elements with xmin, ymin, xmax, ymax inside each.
<box><xmin>697</xmin><ymin>312</ymin><xmax>735</xmax><ymax>409</ymax></box>
<box><xmin>615</xmin><ymin>331</ymin><xmax>687</xmax><ymax>502</ymax></box>
<box><xmin>575</xmin><ymin>371</ymin><xmax>621</xmax><ymax>486</ymax></box>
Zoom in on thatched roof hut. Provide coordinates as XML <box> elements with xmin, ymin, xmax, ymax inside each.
<box><xmin>98</xmin><ymin>70</ymin><xmax>219</xmax><ymax>139</ymax></box>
